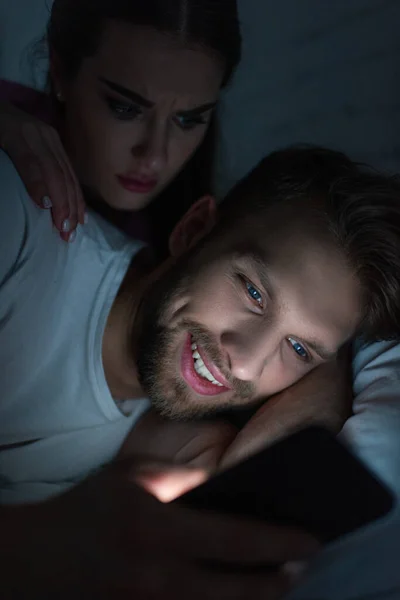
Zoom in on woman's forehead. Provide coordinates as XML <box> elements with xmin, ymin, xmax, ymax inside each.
<box><xmin>85</xmin><ymin>22</ymin><xmax>224</xmax><ymax>102</ymax></box>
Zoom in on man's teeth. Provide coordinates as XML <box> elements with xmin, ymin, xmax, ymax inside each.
<box><xmin>191</xmin><ymin>342</ymin><xmax>223</xmax><ymax>387</ymax></box>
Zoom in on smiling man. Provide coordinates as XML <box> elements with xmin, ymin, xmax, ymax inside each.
<box><xmin>2</xmin><ymin>145</ymin><xmax>400</xmax><ymax>504</ymax></box>
<box><xmin>133</xmin><ymin>192</ymin><xmax>361</xmax><ymax>420</ymax></box>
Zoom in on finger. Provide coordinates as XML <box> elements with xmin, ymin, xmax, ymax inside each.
<box><xmin>41</xmin><ymin>158</ymin><xmax>71</xmax><ymax>233</ymax></box>
<box><xmin>21</xmin><ymin>123</ymin><xmax>70</xmax><ymax>231</ymax></box>
<box><xmin>47</xmin><ymin>127</ymin><xmax>85</xmax><ymax>227</ymax></box>
<box><xmin>134</xmin><ymin>464</ymin><xmax>208</xmax><ymax>502</ymax></box>
<box><xmin>21</xmin><ymin>162</ymin><xmax>51</xmax><ymax>210</ymax></box>
<box><xmin>39</xmin><ymin>126</ymin><xmax>77</xmax><ymax>233</ymax></box>
<box><xmin>62</xmin><ymin>146</ymin><xmax>86</xmax><ymax>226</ymax></box>
<box><xmin>174</xmin><ymin>508</ymin><xmax>320</xmax><ymax>565</ymax></box>
<box><xmin>60</xmin><ymin>230</ymin><xmax>77</xmax><ymax>244</ymax></box>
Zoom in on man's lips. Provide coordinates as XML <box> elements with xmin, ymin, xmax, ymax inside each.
<box><xmin>181</xmin><ymin>333</ymin><xmax>231</xmax><ymax>397</ymax></box>
<box><xmin>116</xmin><ymin>175</ymin><xmax>158</xmax><ymax>194</ymax></box>
<box><xmin>195</xmin><ymin>339</ymin><xmax>231</xmax><ymax>388</ymax></box>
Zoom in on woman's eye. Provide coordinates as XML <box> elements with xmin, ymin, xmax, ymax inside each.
<box><xmin>287</xmin><ymin>337</ymin><xmax>310</xmax><ymax>361</ymax></box>
<box><xmin>106</xmin><ymin>98</ymin><xmax>142</xmax><ymax>121</ymax></box>
<box><xmin>245</xmin><ymin>281</ymin><xmax>263</xmax><ymax>308</ymax></box>
<box><xmin>175</xmin><ymin>114</ymin><xmax>208</xmax><ymax>131</ymax></box>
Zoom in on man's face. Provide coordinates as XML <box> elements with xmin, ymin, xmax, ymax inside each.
<box><xmin>135</xmin><ymin>211</ymin><xmax>361</xmax><ymax>419</ymax></box>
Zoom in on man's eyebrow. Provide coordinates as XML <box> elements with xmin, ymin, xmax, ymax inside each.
<box><xmin>234</xmin><ymin>248</ymin><xmax>275</xmax><ymax>301</ymax></box>
<box><xmin>99</xmin><ymin>77</ymin><xmax>153</xmax><ymax>108</ymax></box>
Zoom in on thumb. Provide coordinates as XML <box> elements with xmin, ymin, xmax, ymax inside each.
<box><xmin>132</xmin><ymin>463</ymin><xmax>208</xmax><ymax>503</ymax></box>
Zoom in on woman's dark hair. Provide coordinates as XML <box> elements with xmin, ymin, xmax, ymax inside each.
<box><xmin>47</xmin><ymin>0</ymin><xmax>242</xmax><ymax>256</ymax></box>
<box><xmin>48</xmin><ymin>0</ymin><xmax>241</xmax><ymax>87</ymax></box>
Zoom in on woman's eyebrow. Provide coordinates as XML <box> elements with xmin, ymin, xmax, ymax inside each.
<box><xmin>99</xmin><ymin>76</ymin><xmax>216</xmax><ymax>116</ymax></box>
<box><xmin>177</xmin><ymin>103</ymin><xmax>217</xmax><ymax>117</ymax></box>
<box><xmin>98</xmin><ymin>77</ymin><xmax>153</xmax><ymax>108</ymax></box>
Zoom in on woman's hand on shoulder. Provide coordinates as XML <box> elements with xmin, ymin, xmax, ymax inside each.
<box><xmin>0</xmin><ymin>102</ymin><xmax>85</xmax><ymax>241</ymax></box>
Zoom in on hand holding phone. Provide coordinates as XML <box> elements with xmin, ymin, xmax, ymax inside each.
<box><xmin>177</xmin><ymin>426</ymin><xmax>394</xmax><ymax>543</ymax></box>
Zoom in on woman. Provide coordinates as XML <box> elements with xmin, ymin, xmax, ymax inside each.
<box><xmin>0</xmin><ymin>0</ymin><xmax>241</xmax><ymax>253</ymax></box>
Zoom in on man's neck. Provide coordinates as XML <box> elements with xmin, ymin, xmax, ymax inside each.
<box><xmin>102</xmin><ymin>249</ymin><xmax>153</xmax><ymax>400</ymax></box>
<box><xmin>102</xmin><ymin>248</ymin><xmax>176</xmax><ymax>400</ymax></box>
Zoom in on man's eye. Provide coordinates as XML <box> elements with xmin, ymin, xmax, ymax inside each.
<box><xmin>175</xmin><ymin>114</ymin><xmax>208</xmax><ymax>131</ymax></box>
<box><xmin>287</xmin><ymin>337</ymin><xmax>310</xmax><ymax>361</ymax></box>
<box><xmin>245</xmin><ymin>281</ymin><xmax>263</xmax><ymax>308</ymax></box>
<box><xmin>106</xmin><ymin>98</ymin><xmax>142</xmax><ymax>121</ymax></box>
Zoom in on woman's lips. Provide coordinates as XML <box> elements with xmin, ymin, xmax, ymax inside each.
<box><xmin>181</xmin><ymin>333</ymin><xmax>231</xmax><ymax>397</ymax></box>
<box><xmin>116</xmin><ymin>175</ymin><xmax>158</xmax><ymax>194</ymax></box>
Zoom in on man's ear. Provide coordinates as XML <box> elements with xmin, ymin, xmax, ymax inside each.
<box><xmin>169</xmin><ymin>195</ymin><xmax>218</xmax><ymax>257</ymax></box>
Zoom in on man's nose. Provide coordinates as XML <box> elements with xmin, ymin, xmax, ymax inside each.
<box><xmin>222</xmin><ymin>327</ymin><xmax>277</xmax><ymax>383</ymax></box>
<box><xmin>132</xmin><ymin>119</ymin><xmax>168</xmax><ymax>173</ymax></box>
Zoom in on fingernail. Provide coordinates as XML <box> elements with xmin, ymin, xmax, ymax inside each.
<box><xmin>68</xmin><ymin>230</ymin><xmax>77</xmax><ymax>243</ymax></box>
<box><xmin>61</xmin><ymin>218</ymin><xmax>71</xmax><ymax>233</ymax></box>
<box><xmin>42</xmin><ymin>196</ymin><xmax>52</xmax><ymax>209</ymax></box>
<box><xmin>84</xmin><ymin>212</ymin><xmax>89</xmax><ymax>225</ymax></box>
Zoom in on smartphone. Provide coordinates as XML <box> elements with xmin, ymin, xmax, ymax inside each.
<box><xmin>176</xmin><ymin>426</ymin><xmax>394</xmax><ymax>543</ymax></box>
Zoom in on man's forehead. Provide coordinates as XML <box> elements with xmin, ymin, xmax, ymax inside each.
<box><xmin>219</xmin><ymin>194</ymin><xmax>328</xmax><ymax>245</ymax></box>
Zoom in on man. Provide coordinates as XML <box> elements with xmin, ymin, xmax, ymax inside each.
<box><xmin>1</xmin><ymin>145</ymin><xmax>400</xmax><ymax>598</ymax></box>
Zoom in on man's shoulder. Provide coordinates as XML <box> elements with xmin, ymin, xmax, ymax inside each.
<box><xmin>0</xmin><ymin>149</ymin><xmax>27</xmax><ymax>191</ymax></box>
<box><xmin>0</xmin><ymin>150</ymin><xmax>42</xmax><ymax>285</ymax></box>
<box><xmin>0</xmin><ymin>149</ymin><xmax>40</xmax><ymax>227</ymax></box>
<box><xmin>85</xmin><ymin>209</ymin><xmax>145</xmax><ymax>257</ymax></box>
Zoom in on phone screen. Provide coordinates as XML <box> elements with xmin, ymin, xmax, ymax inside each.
<box><xmin>177</xmin><ymin>426</ymin><xmax>394</xmax><ymax>543</ymax></box>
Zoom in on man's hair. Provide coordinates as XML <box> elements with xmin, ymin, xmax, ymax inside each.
<box><xmin>217</xmin><ymin>145</ymin><xmax>400</xmax><ymax>341</ymax></box>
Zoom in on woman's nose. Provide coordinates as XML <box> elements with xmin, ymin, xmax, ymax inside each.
<box><xmin>132</xmin><ymin>119</ymin><xmax>168</xmax><ymax>174</ymax></box>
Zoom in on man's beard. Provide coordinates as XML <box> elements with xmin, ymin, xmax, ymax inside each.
<box><xmin>134</xmin><ymin>253</ymin><xmax>255</xmax><ymax>420</ymax></box>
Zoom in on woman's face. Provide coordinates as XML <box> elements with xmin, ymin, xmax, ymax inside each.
<box><xmin>56</xmin><ymin>23</ymin><xmax>224</xmax><ymax>211</ymax></box>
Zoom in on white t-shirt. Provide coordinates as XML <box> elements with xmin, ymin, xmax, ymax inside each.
<box><xmin>0</xmin><ymin>151</ymin><xmax>150</xmax><ymax>504</ymax></box>
<box><xmin>288</xmin><ymin>340</ymin><xmax>400</xmax><ymax>600</ymax></box>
